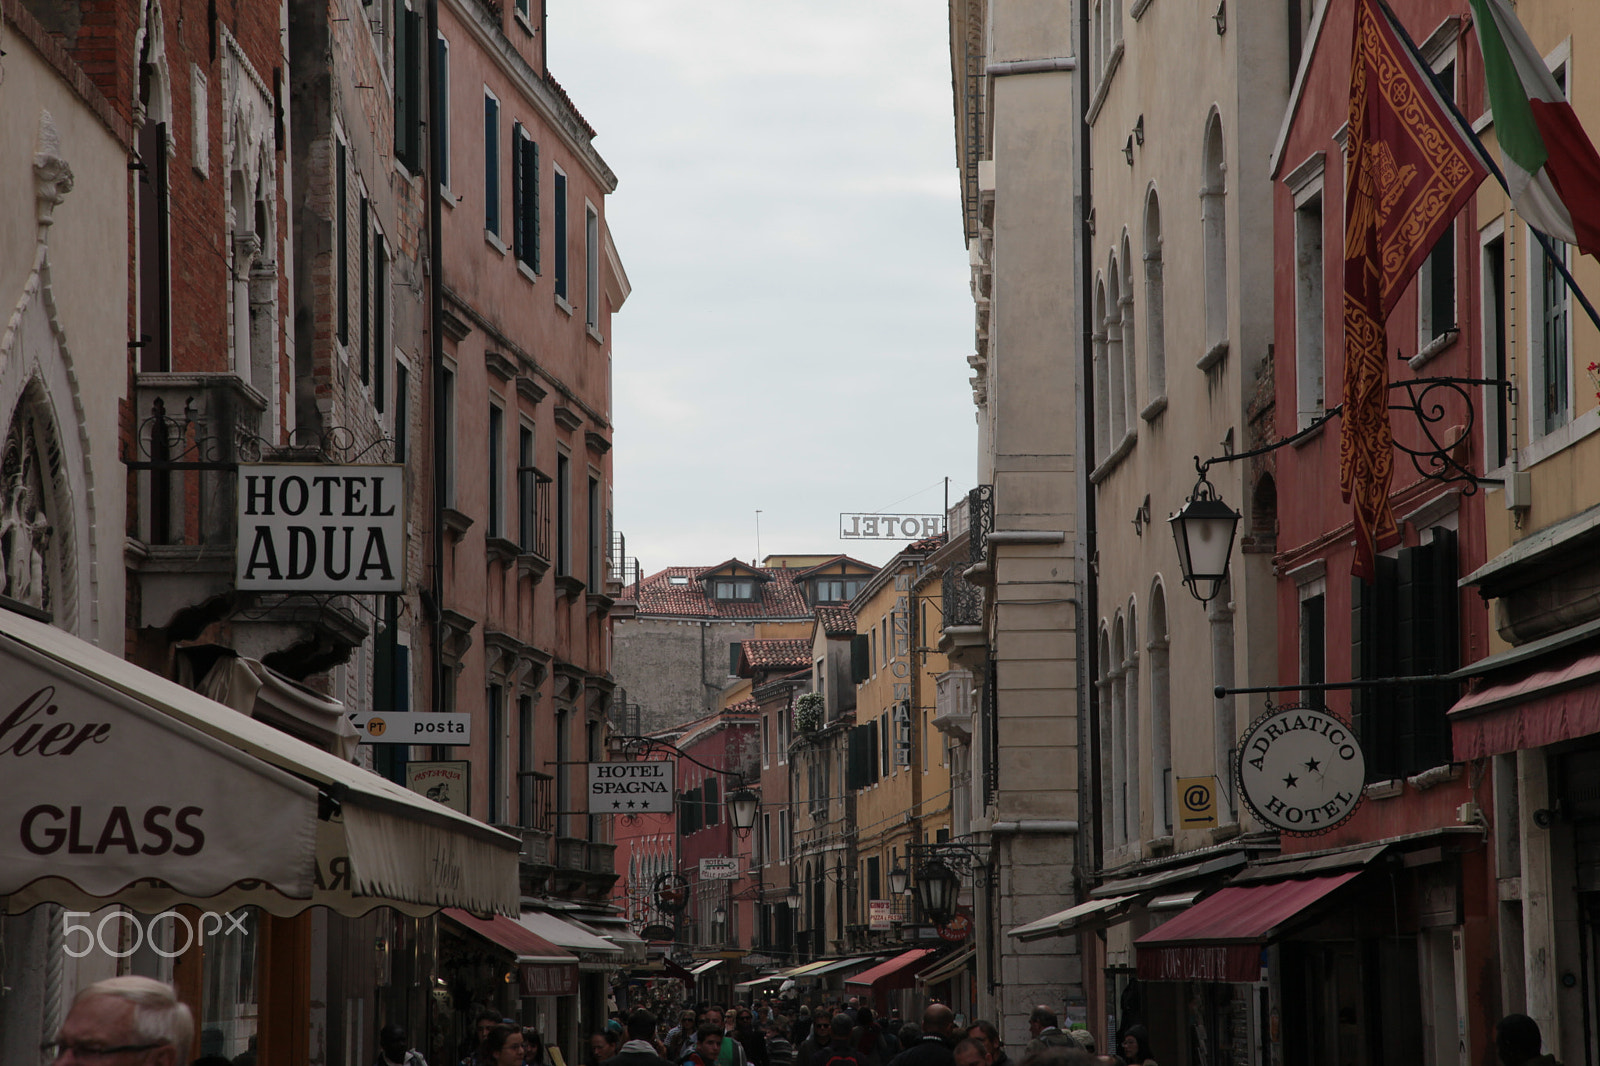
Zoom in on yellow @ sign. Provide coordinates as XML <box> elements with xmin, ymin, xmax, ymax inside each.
<box><xmin>1177</xmin><ymin>776</ymin><xmax>1218</xmax><ymax>828</ymax></box>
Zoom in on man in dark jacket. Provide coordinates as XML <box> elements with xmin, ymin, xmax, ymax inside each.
<box><xmin>1496</xmin><ymin>1015</ymin><xmax>1561</xmax><ymax>1066</ymax></box>
<box><xmin>887</xmin><ymin>1005</ymin><xmax>956</xmax><ymax>1066</ymax></box>
<box><xmin>613</xmin><ymin>1011</ymin><xmax>675</xmax><ymax>1066</ymax></box>
<box><xmin>735</xmin><ymin>1007</ymin><xmax>769</xmax><ymax>1066</ymax></box>
<box><xmin>796</xmin><ymin>1006</ymin><xmax>834</xmax><ymax>1066</ymax></box>
<box><xmin>813</xmin><ymin>1011</ymin><xmax>861</xmax><ymax>1066</ymax></box>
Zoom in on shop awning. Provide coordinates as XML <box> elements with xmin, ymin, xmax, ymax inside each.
<box><xmin>1090</xmin><ymin>852</ymin><xmax>1249</xmax><ymax>898</ymax></box>
<box><xmin>518</xmin><ymin>910</ymin><xmax>625</xmax><ymax>967</ymax></box>
<box><xmin>444</xmin><ymin>908</ymin><xmax>580</xmax><ymax>996</ymax></box>
<box><xmin>807</xmin><ymin>955</ymin><xmax>878</xmax><ymax>976</ymax></box>
<box><xmin>845</xmin><ymin>948</ymin><xmax>936</xmax><ymax>988</ymax></box>
<box><xmin>0</xmin><ymin>608</ymin><xmax>520</xmax><ymax>916</ymax></box>
<box><xmin>734</xmin><ymin>974</ymin><xmax>784</xmax><ymax>992</ymax></box>
<box><xmin>571</xmin><ymin>913</ymin><xmax>649</xmax><ymax>963</ymax></box>
<box><xmin>915</xmin><ymin>946</ymin><xmax>974</xmax><ymax>986</ymax></box>
<box><xmin>1008</xmin><ymin>894</ymin><xmax>1137</xmax><ymax>942</ymax></box>
<box><xmin>1134</xmin><ymin>871</ymin><xmax>1360</xmax><ymax>982</ymax></box>
<box><xmin>690</xmin><ymin>959</ymin><xmax>724</xmax><ymax>976</ymax></box>
<box><xmin>775</xmin><ymin>958</ymin><xmax>836</xmax><ymax>979</ymax></box>
<box><xmin>1449</xmin><ymin>644</ymin><xmax>1600</xmax><ymax>759</ymax></box>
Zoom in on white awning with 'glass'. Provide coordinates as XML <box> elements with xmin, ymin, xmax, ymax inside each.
<box><xmin>0</xmin><ymin>608</ymin><xmax>520</xmax><ymax>917</ymax></box>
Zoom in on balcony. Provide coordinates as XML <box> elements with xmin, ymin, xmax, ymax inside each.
<box><xmin>516</xmin><ymin>466</ymin><xmax>553</xmax><ymax>583</ymax></box>
<box><xmin>933</xmin><ymin>668</ymin><xmax>976</xmax><ymax>739</ymax></box>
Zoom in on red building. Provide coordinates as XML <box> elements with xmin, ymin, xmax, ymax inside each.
<box><xmin>1262</xmin><ymin>1</ymin><xmax>1499</xmax><ymax>1058</ymax></box>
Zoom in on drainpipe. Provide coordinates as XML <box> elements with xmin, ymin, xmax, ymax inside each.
<box><xmin>427</xmin><ymin>0</ymin><xmax>446</xmax><ymax>713</ymax></box>
<box><xmin>1078</xmin><ymin>0</ymin><xmax>1102</xmax><ymax>885</ymax></box>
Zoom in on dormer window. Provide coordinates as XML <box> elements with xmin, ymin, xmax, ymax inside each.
<box><xmin>668</xmin><ymin>575</ymin><xmax>689</xmax><ymax>585</ymax></box>
<box><xmin>713</xmin><ymin>579</ymin><xmax>755</xmax><ymax>601</ymax></box>
<box><xmin>814</xmin><ymin>579</ymin><xmax>860</xmax><ymax>604</ymax></box>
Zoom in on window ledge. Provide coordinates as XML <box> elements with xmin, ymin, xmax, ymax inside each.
<box><xmin>1130</xmin><ymin>0</ymin><xmax>1154</xmax><ymax>17</ymax></box>
<box><xmin>554</xmin><ymin>573</ymin><xmax>586</xmax><ymax>599</ymax></box>
<box><xmin>517</xmin><ymin>260</ymin><xmax>538</xmax><ymax>285</ymax></box>
<box><xmin>586</xmin><ymin>324</ymin><xmax>604</xmax><ymax>345</ymax></box>
<box><xmin>486</xmin><ymin>535</ymin><xmax>521</xmax><ymax>566</ymax></box>
<box><xmin>485</xmin><ymin>230</ymin><xmax>509</xmax><ymax>256</ymax></box>
<box><xmin>1090</xmin><ymin>430</ymin><xmax>1137</xmax><ymax>484</ymax></box>
<box><xmin>1197</xmin><ymin>339</ymin><xmax>1229</xmax><ymax>373</ymax></box>
<box><xmin>1407</xmin><ymin>763</ymin><xmax>1461</xmax><ymax>791</ymax></box>
<box><xmin>439</xmin><ymin>184</ymin><xmax>457</xmax><ymax>209</ymax></box>
<box><xmin>1522</xmin><ymin>403</ymin><xmax>1600</xmax><ymax>470</ymax></box>
<box><xmin>1291</xmin><ymin>414</ymin><xmax>1328</xmax><ymax>447</ymax></box>
<box><xmin>1140</xmin><ymin>395</ymin><xmax>1168</xmax><ymax>423</ymax></box>
<box><xmin>442</xmin><ymin>507</ymin><xmax>474</xmax><ymax>541</ymax></box>
<box><xmin>1085</xmin><ymin>42</ymin><xmax>1125</xmax><ymax>126</ymax></box>
<box><xmin>517</xmin><ymin>551</ymin><xmax>551</xmax><ymax>583</ymax></box>
<box><xmin>1364</xmin><ymin>778</ymin><xmax>1405</xmax><ymax>800</ymax></box>
<box><xmin>513</xmin><ymin>9</ymin><xmax>536</xmax><ymax>36</ymax></box>
<box><xmin>1408</xmin><ymin>327</ymin><xmax>1460</xmax><ymax>370</ymax></box>
<box><xmin>555</xmin><ymin>293</ymin><xmax>574</xmax><ymax>317</ymax></box>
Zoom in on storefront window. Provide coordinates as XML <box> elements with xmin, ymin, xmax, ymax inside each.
<box><xmin>197</xmin><ymin>908</ymin><xmax>259</xmax><ymax>1059</ymax></box>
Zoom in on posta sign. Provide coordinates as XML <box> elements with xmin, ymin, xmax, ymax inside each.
<box><xmin>1235</xmin><ymin>705</ymin><xmax>1365</xmax><ymax>835</ymax></box>
<box><xmin>0</xmin><ymin>663</ymin><xmax>317</xmax><ymax>901</ymax></box>
<box><xmin>236</xmin><ymin>464</ymin><xmax>405</xmax><ymax>593</ymax></box>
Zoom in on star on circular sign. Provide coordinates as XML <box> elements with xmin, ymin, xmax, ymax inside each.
<box><xmin>1235</xmin><ymin>704</ymin><xmax>1365</xmax><ymax>835</ymax></box>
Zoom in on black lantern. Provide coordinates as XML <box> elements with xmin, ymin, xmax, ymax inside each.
<box><xmin>728</xmin><ymin>787</ymin><xmax>760</xmax><ymax>834</ymax></box>
<box><xmin>1169</xmin><ymin>470</ymin><xmax>1240</xmax><ymax>604</ymax></box>
<box><xmin>887</xmin><ymin>863</ymin><xmax>910</xmax><ymax>898</ymax></box>
<box><xmin>914</xmin><ymin>858</ymin><xmax>962</xmax><ymax>925</ymax></box>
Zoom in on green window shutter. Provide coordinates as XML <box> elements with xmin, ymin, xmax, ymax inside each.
<box><xmin>1351</xmin><ymin>556</ymin><xmax>1399</xmax><ymax>781</ymax></box>
<box><xmin>512</xmin><ymin>124</ymin><xmax>524</xmax><ymax>261</ymax></box>
<box><xmin>851</xmin><ymin>634</ymin><xmax>869</xmax><ymax>684</ymax></box>
<box><xmin>532</xmin><ymin>140</ymin><xmax>541</xmax><ymax>273</ymax></box>
<box><xmin>393</xmin><ymin>0</ymin><xmax>409</xmax><ymax>162</ymax></box>
<box><xmin>729</xmin><ymin>641</ymin><xmax>743</xmax><ymax>676</ymax></box>
<box><xmin>846</xmin><ymin>726</ymin><xmax>863</xmax><ymax>790</ymax></box>
<box><xmin>868</xmin><ymin>720</ymin><xmax>880</xmax><ymax>784</ymax></box>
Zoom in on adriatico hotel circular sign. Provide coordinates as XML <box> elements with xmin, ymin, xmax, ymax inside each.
<box><xmin>1236</xmin><ymin>704</ymin><xmax>1365</xmax><ymax>835</ymax></box>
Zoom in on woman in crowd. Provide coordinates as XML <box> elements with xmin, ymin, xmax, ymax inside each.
<box><xmin>1118</xmin><ymin>1025</ymin><xmax>1156</xmax><ymax>1066</ymax></box>
<box><xmin>482</xmin><ymin>1025</ymin><xmax>529</xmax><ymax>1066</ymax></box>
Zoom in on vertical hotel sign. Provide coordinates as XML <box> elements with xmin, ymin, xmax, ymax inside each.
<box><xmin>237</xmin><ymin>465</ymin><xmax>405</xmax><ymax>592</ymax></box>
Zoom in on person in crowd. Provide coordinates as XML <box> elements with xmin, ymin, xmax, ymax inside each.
<box><xmin>952</xmin><ymin>1038</ymin><xmax>991</xmax><ymax>1066</ymax></box>
<box><xmin>688</xmin><ymin>1026</ymin><xmax>731</xmax><ymax>1066</ymax></box>
<box><xmin>1022</xmin><ymin>1009</ymin><xmax>1074</xmax><ymax>1057</ymax></box>
<box><xmin>1015</xmin><ymin>1049</ymin><xmax>1092</xmax><ymax>1066</ymax></box>
<box><xmin>482</xmin><ymin>1026</ymin><xmax>529</xmax><ymax>1066</ymax></box>
<box><xmin>894</xmin><ymin>1025</ymin><xmax>922</xmax><ymax>1051</ymax></box>
<box><xmin>592</xmin><ymin>1030</ymin><xmax>620</xmax><ymax>1066</ymax></box>
<box><xmin>850</xmin><ymin>1007</ymin><xmax>894</xmax><ymax>1066</ymax></box>
<box><xmin>814</xmin><ymin>1010</ymin><xmax>861</xmax><ymax>1066</ymax></box>
<box><xmin>611</xmin><ymin>1010</ymin><xmax>675</xmax><ymax>1066</ymax></box>
<box><xmin>1496</xmin><ymin>1015</ymin><xmax>1560</xmax><ymax>1066</ymax></box>
<box><xmin>376</xmin><ymin>1023</ymin><xmax>430</xmax><ymax>1066</ymax></box>
<box><xmin>667</xmin><ymin>1010</ymin><xmax>702</xmax><ymax>1061</ymax></box>
<box><xmin>795</xmin><ymin>1005</ymin><xmax>834</xmax><ymax>1066</ymax></box>
<box><xmin>463</xmin><ymin>1011</ymin><xmax>507</xmax><ymax>1066</ymax></box>
<box><xmin>887</xmin><ymin>1005</ymin><xmax>956</xmax><ymax>1066</ymax></box>
<box><xmin>1117</xmin><ymin>1026</ymin><xmax>1154</xmax><ymax>1066</ymax></box>
<box><xmin>50</xmin><ymin>976</ymin><xmax>192</xmax><ymax>1066</ymax></box>
<box><xmin>965</xmin><ymin>1022</ymin><xmax>1004</xmax><ymax>1066</ymax></box>
<box><xmin>792</xmin><ymin>1007</ymin><xmax>814</xmax><ymax>1048</ymax></box>
<box><xmin>522</xmin><ymin>1030</ymin><xmax>549</xmax><ymax>1066</ymax></box>
<box><xmin>735</xmin><ymin>1006</ymin><xmax>769</xmax><ymax>1066</ymax></box>
<box><xmin>1066</xmin><ymin>1031</ymin><xmax>1095</xmax><ymax>1056</ymax></box>
<box><xmin>687</xmin><ymin>1007</ymin><xmax>747</xmax><ymax>1066</ymax></box>
<box><xmin>766</xmin><ymin>1015</ymin><xmax>797</xmax><ymax>1066</ymax></box>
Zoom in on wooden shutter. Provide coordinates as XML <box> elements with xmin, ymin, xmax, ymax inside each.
<box><xmin>851</xmin><ymin>634</ymin><xmax>870</xmax><ymax>684</ymax></box>
<box><xmin>512</xmin><ymin>124</ymin><xmax>525</xmax><ymax>261</ymax></box>
<box><xmin>868</xmin><ymin>720</ymin><xmax>880</xmax><ymax>784</ymax></box>
<box><xmin>531</xmin><ymin>140</ymin><xmax>541</xmax><ymax>272</ymax></box>
<box><xmin>1351</xmin><ymin>556</ymin><xmax>1398</xmax><ymax>780</ymax></box>
<box><xmin>847</xmin><ymin>725</ymin><xmax>866</xmax><ymax>789</ymax></box>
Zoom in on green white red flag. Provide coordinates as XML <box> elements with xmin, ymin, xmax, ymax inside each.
<box><xmin>1469</xmin><ymin>0</ymin><xmax>1600</xmax><ymax>257</ymax></box>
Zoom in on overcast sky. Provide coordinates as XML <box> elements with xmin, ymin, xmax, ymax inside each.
<box><xmin>547</xmin><ymin>2</ymin><xmax>977</xmax><ymax>573</ymax></box>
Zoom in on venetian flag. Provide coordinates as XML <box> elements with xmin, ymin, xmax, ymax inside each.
<box><xmin>1469</xmin><ymin>0</ymin><xmax>1600</xmax><ymax>257</ymax></box>
<box><xmin>1342</xmin><ymin>0</ymin><xmax>1487</xmax><ymax>579</ymax></box>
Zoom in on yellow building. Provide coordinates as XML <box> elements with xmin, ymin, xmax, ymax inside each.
<box><xmin>848</xmin><ymin>538</ymin><xmax>954</xmax><ymax>945</ymax></box>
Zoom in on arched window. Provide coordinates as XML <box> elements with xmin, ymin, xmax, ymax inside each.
<box><xmin>1202</xmin><ymin>112</ymin><xmax>1228</xmax><ymax>362</ymax></box>
<box><xmin>1149</xmin><ymin>581</ymin><xmax>1172</xmax><ymax>835</ymax></box>
<box><xmin>1111</xmin><ymin>615</ymin><xmax>1127</xmax><ymax>847</ymax></box>
<box><xmin>1097</xmin><ymin>626</ymin><xmax>1115</xmax><ymax>848</ymax></box>
<box><xmin>1093</xmin><ymin>279</ymin><xmax>1111</xmax><ymax>460</ymax></box>
<box><xmin>1143</xmin><ymin>189</ymin><xmax>1167</xmax><ymax>403</ymax></box>
<box><xmin>1121</xmin><ymin>233</ymin><xmax>1137</xmax><ymax>430</ymax></box>
<box><xmin>1124</xmin><ymin>600</ymin><xmax>1141</xmax><ymax>847</ymax></box>
<box><xmin>1106</xmin><ymin>261</ymin><xmax>1127</xmax><ymax>445</ymax></box>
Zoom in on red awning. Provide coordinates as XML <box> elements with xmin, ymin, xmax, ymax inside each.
<box><xmin>1134</xmin><ymin>872</ymin><xmax>1359</xmax><ymax>983</ymax></box>
<box><xmin>1450</xmin><ymin>647</ymin><xmax>1600</xmax><ymax>759</ymax></box>
<box><xmin>845</xmin><ymin>948</ymin><xmax>937</xmax><ymax>989</ymax></box>
<box><xmin>444</xmin><ymin>908</ymin><xmax>580</xmax><ymax>996</ymax></box>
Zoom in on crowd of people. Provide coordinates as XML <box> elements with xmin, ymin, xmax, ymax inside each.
<box><xmin>32</xmin><ymin>974</ymin><xmax>1572</xmax><ymax>1066</ymax></box>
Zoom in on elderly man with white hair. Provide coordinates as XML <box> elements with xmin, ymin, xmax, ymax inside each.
<box><xmin>45</xmin><ymin>975</ymin><xmax>193</xmax><ymax>1065</ymax></box>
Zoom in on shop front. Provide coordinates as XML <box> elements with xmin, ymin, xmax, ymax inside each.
<box><xmin>519</xmin><ymin>907</ymin><xmax>627</xmax><ymax>1061</ymax></box>
<box><xmin>0</xmin><ymin>607</ymin><xmax>522</xmax><ymax>1065</ymax></box>
<box><xmin>845</xmin><ymin>948</ymin><xmax>937</xmax><ymax>1017</ymax></box>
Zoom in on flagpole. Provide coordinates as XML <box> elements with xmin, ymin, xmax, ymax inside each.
<box><xmin>1376</xmin><ymin>0</ymin><xmax>1600</xmax><ymax>336</ymax></box>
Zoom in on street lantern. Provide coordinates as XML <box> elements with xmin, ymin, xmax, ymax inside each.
<box><xmin>728</xmin><ymin>787</ymin><xmax>760</xmax><ymax>834</ymax></box>
<box><xmin>713</xmin><ymin>905</ymin><xmax>727</xmax><ymax>926</ymax></box>
<box><xmin>785</xmin><ymin>887</ymin><xmax>802</xmax><ymax>910</ymax></box>
<box><xmin>914</xmin><ymin>858</ymin><xmax>962</xmax><ymax>925</ymax></box>
<box><xmin>1169</xmin><ymin>471</ymin><xmax>1240</xmax><ymax>604</ymax></box>
<box><xmin>887</xmin><ymin>863</ymin><xmax>909</xmax><ymax>897</ymax></box>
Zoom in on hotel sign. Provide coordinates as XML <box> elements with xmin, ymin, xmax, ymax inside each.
<box><xmin>1236</xmin><ymin>705</ymin><xmax>1365</xmax><ymax>835</ymax></box>
<box><xmin>237</xmin><ymin>464</ymin><xmax>405</xmax><ymax>592</ymax></box>
<box><xmin>839</xmin><ymin>513</ymin><xmax>944</xmax><ymax>540</ymax></box>
<box><xmin>588</xmin><ymin>760</ymin><xmax>674</xmax><ymax>813</ymax></box>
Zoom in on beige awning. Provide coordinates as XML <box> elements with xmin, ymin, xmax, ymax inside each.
<box><xmin>915</xmin><ymin>946</ymin><xmax>975</xmax><ymax>986</ymax></box>
<box><xmin>0</xmin><ymin>608</ymin><xmax>520</xmax><ymax>916</ymax></box>
<box><xmin>519</xmin><ymin>909</ymin><xmax>625</xmax><ymax>968</ymax></box>
<box><xmin>1008</xmin><ymin>895</ymin><xmax>1138</xmax><ymax>942</ymax></box>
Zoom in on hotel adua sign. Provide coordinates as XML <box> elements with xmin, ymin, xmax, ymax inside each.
<box><xmin>237</xmin><ymin>465</ymin><xmax>405</xmax><ymax>592</ymax></box>
<box><xmin>1236</xmin><ymin>704</ymin><xmax>1365</xmax><ymax>835</ymax></box>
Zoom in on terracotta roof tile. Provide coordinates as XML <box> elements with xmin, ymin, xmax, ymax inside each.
<box><xmin>625</xmin><ymin>565</ymin><xmax>816</xmax><ymax>619</ymax></box>
<box><xmin>815</xmin><ymin>606</ymin><xmax>857</xmax><ymax>637</ymax></box>
<box><xmin>739</xmin><ymin>639</ymin><xmax>812</xmax><ymax>672</ymax></box>
<box><xmin>908</xmin><ymin>534</ymin><xmax>947</xmax><ymax>552</ymax></box>
<box><xmin>724</xmin><ymin>698</ymin><xmax>760</xmax><ymax>715</ymax></box>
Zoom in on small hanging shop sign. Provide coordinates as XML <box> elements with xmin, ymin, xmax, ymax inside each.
<box><xmin>1236</xmin><ymin>704</ymin><xmax>1365</xmax><ymax>835</ymax></box>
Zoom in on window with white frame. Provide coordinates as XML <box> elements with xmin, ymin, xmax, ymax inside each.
<box><xmin>1143</xmin><ymin>189</ymin><xmax>1166</xmax><ymax>404</ymax></box>
<box><xmin>1417</xmin><ymin>54</ymin><xmax>1459</xmax><ymax>351</ymax></box>
<box><xmin>513</xmin><ymin>123</ymin><xmax>540</xmax><ymax>274</ymax></box>
<box><xmin>488</xmin><ymin>402</ymin><xmax>504</xmax><ymax>536</ymax></box>
<box><xmin>1480</xmin><ymin>222</ymin><xmax>1511</xmax><ymax>468</ymax></box>
<box><xmin>435</xmin><ymin>33</ymin><xmax>450</xmax><ymax>188</ymax></box>
<box><xmin>1294</xmin><ymin>185</ymin><xmax>1325</xmax><ymax>427</ymax></box>
<box><xmin>586</xmin><ymin>204</ymin><xmax>600</xmax><ymax>328</ymax></box>
<box><xmin>554</xmin><ymin>165</ymin><xmax>569</xmax><ymax>300</ymax></box>
<box><xmin>484</xmin><ymin>90</ymin><xmax>501</xmax><ymax>236</ymax></box>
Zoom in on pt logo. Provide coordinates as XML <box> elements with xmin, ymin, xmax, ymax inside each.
<box><xmin>366</xmin><ymin>717</ymin><xmax>387</xmax><ymax>737</ymax></box>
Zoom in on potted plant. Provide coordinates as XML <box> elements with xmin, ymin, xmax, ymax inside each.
<box><xmin>794</xmin><ymin>693</ymin><xmax>824</xmax><ymax>733</ymax></box>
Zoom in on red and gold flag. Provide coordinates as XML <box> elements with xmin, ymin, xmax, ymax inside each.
<box><xmin>1342</xmin><ymin>0</ymin><xmax>1486</xmax><ymax>578</ymax></box>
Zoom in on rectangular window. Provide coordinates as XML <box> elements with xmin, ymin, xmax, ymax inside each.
<box><xmin>435</xmin><ymin>34</ymin><xmax>450</xmax><ymax>187</ymax></box>
<box><xmin>778</xmin><ymin>810</ymin><xmax>790</xmax><ymax>861</ymax></box>
<box><xmin>136</xmin><ymin>120</ymin><xmax>171</xmax><ymax>373</ymax></box>
<box><xmin>556</xmin><ymin>452</ymin><xmax>571</xmax><ymax>575</ymax></box>
<box><xmin>1299</xmin><ymin>593</ymin><xmax>1325</xmax><ymax>704</ymax></box>
<box><xmin>513</xmin><ymin>125</ymin><xmax>541</xmax><ymax>273</ymax></box>
<box><xmin>554</xmin><ymin>167</ymin><xmax>569</xmax><ymax>299</ymax></box>
<box><xmin>585</xmin><ymin>205</ymin><xmax>600</xmax><ymax>327</ymax></box>
<box><xmin>880</xmin><ymin>714</ymin><xmax>889</xmax><ymax>777</ymax></box>
<box><xmin>359</xmin><ymin>195</ymin><xmax>370</xmax><ymax>383</ymax></box>
<box><xmin>1417</xmin><ymin>61</ymin><xmax>1457</xmax><ymax>349</ymax></box>
<box><xmin>394</xmin><ymin>361</ymin><xmax>409</xmax><ymax>463</ymax></box>
<box><xmin>778</xmin><ymin>711</ymin><xmax>788</xmax><ymax>763</ymax></box>
<box><xmin>1352</xmin><ymin>529</ymin><xmax>1459</xmax><ymax>780</ymax></box>
<box><xmin>484</xmin><ymin>92</ymin><xmax>500</xmax><ymax>236</ymax></box>
<box><xmin>762</xmin><ymin>715</ymin><xmax>771</xmax><ymax>768</ymax></box>
<box><xmin>337</xmin><ymin>139</ymin><xmax>348</xmax><ymax>346</ymax></box>
<box><xmin>441</xmin><ymin>367</ymin><xmax>456</xmax><ymax>508</ymax></box>
<box><xmin>488</xmin><ymin>404</ymin><xmax>504</xmax><ymax>536</ymax></box>
<box><xmin>517</xmin><ymin>695</ymin><xmax>535</xmax><ymax>827</ymax></box>
<box><xmin>589</xmin><ymin>475</ymin><xmax>603</xmax><ymax>589</ymax></box>
<box><xmin>1536</xmin><ymin>239</ymin><xmax>1571</xmax><ymax>436</ymax></box>
<box><xmin>729</xmin><ymin>642</ymin><xmax>743</xmax><ymax>677</ymax></box>
<box><xmin>703</xmin><ymin>777</ymin><xmax>720</xmax><ymax>826</ymax></box>
<box><xmin>1294</xmin><ymin>191</ymin><xmax>1324</xmax><ymax>428</ymax></box>
<box><xmin>1482</xmin><ymin>232</ymin><xmax>1509</xmax><ymax>467</ymax></box>
<box><xmin>374</xmin><ymin>236</ymin><xmax>388</xmax><ymax>411</ymax></box>
<box><xmin>518</xmin><ymin>426</ymin><xmax>536</xmax><ymax>550</ymax></box>
<box><xmin>487</xmin><ymin>684</ymin><xmax>504</xmax><ymax>823</ymax></box>
<box><xmin>394</xmin><ymin>0</ymin><xmax>422</xmax><ymax>171</ymax></box>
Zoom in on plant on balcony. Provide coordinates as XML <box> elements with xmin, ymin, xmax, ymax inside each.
<box><xmin>795</xmin><ymin>693</ymin><xmax>824</xmax><ymax>734</ymax></box>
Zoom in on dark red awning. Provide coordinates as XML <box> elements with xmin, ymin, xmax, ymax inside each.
<box><xmin>443</xmin><ymin>908</ymin><xmax>580</xmax><ymax>996</ymax></box>
<box><xmin>1134</xmin><ymin>872</ymin><xmax>1359</xmax><ymax>983</ymax></box>
<box><xmin>845</xmin><ymin>948</ymin><xmax>936</xmax><ymax>989</ymax></box>
<box><xmin>1450</xmin><ymin>647</ymin><xmax>1600</xmax><ymax>759</ymax></box>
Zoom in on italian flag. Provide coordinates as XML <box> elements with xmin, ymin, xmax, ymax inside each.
<box><xmin>1470</xmin><ymin>0</ymin><xmax>1600</xmax><ymax>257</ymax></box>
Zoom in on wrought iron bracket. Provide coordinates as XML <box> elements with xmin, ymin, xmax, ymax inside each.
<box><xmin>608</xmin><ymin>734</ymin><xmax>753</xmax><ymax>785</ymax></box>
<box><xmin>123</xmin><ymin>406</ymin><xmax>397</xmax><ymax>472</ymax></box>
<box><xmin>1195</xmin><ymin>376</ymin><xmax>1511</xmax><ymax>495</ymax></box>
<box><xmin>908</xmin><ymin>840</ymin><xmax>994</xmax><ymax>885</ymax></box>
